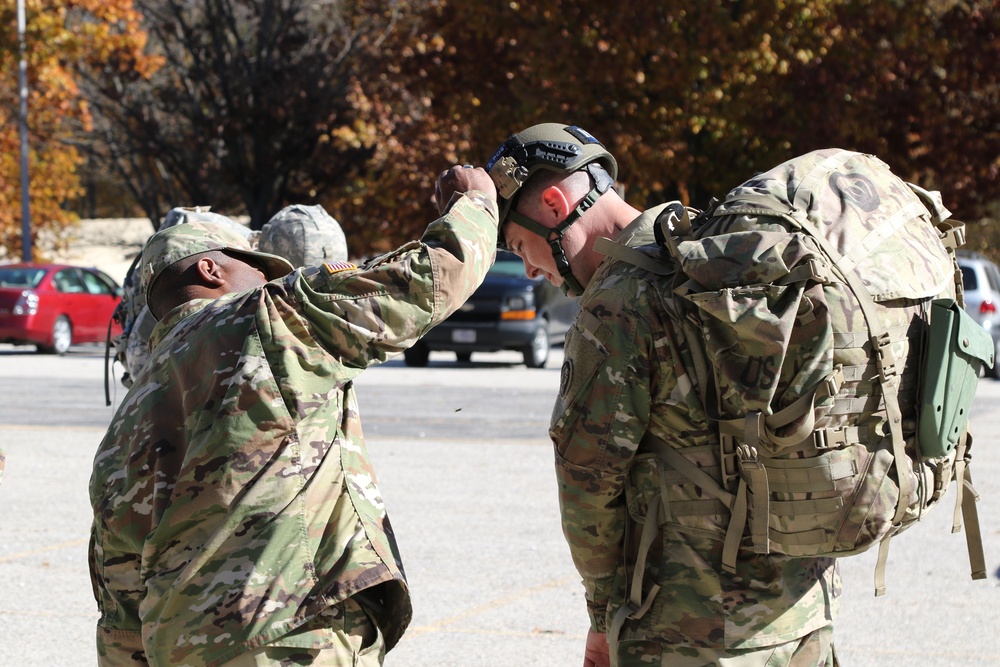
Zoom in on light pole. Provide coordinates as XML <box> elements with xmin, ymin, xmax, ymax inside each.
<box><xmin>18</xmin><ymin>0</ymin><xmax>32</xmax><ymax>262</ymax></box>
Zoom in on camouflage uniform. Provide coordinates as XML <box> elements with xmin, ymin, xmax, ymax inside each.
<box><xmin>552</xmin><ymin>205</ymin><xmax>840</xmax><ymax>666</ymax></box>
<box><xmin>89</xmin><ymin>192</ymin><xmax>498</xmax><ymax>666</ymax></box>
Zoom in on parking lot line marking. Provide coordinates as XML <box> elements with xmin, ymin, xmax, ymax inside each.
<box><xmin>0</xmin><ymin>537</ymin><xmax>89</xmax><ymax>563</ymax></box>
<box><xmin>406</xmin><ymin>574</ymin><xmax>578</xmax><ymax>636</ymax></box>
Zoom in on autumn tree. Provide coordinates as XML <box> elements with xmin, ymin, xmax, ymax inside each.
<box><xmin>51</xmin><ymin>0</ymin><xmax>997</xmax><ymax>256</ymax></box>
<box><xmin>0</xmin><ymin>0</ymin><xmax>157</xmax><ymax>259</ymax></box>
<box><xmin>77</xmin><ymin>0</ymin><xmax>425</xmax><ymax>233</ymax></box>
<box><xmin>759</xmin><ymin>0</ymin><xmax>1000</xmax><ymax>229</ymax></box>
<box><xmin>349</xmin><ymin>0</ymin><xmax>998</xmax><ymax>252</ymax></box>
<box><xmin>344</xmin><ymin>0</ymin><xmax>848</xmax><ymax>236</ymax></box>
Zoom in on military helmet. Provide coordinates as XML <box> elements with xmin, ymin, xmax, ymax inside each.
<box><xmin>485</xmin><ymin>123</ymin><xmax>618</xmax><ymax>295</ymax></box>
<box><xmin>485</xmin><ymin>123</ymin><xmax>618</xmax><ymax>229</ymax></box>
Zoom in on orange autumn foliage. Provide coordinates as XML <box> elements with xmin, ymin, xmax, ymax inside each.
<box><xmin>0</xmin><ymin>0</ymin><xmax>159</xmax><ymax>259</ymax></box>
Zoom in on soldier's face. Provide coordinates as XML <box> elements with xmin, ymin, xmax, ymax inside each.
<box><xmin>503</xmin><ymin>222</ymin><xmax>563</xmax><ymax>287</ymax></box>
<box><xmin>221</xmin><ymin>252</ymin><xmax>270</xmax><ymax>292</ymax></box>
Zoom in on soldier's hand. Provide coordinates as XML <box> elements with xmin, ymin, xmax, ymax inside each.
<box><xmin>583</xmin><ymin>629</ymin><xmax>610</xmax><ymax>667</ymax></box>
<box><xmin>434</xmin><ymin>165</ymin><xmax>497</xmax><ymax>215</ymax></box>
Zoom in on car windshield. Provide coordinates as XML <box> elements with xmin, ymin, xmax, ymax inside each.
<box><xmin>489</xmin><ymin>251</ymin><xmax>528</xmax><ymax>277</ymax></box>
<box><xmin>0</xmin><ymin>267</ymin><xmax>47</xmax><ymax>288</ymax></box>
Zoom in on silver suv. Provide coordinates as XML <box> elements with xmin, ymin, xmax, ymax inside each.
<box><xmin>957</xmin><ymin>250</ymin><xmax>1000</xmax><ymax>379</ymax></box>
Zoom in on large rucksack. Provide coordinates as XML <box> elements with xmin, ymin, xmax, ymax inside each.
<box><xmin>599</xmin><ymin>149</ymin><xmax>991</xmax><ymax>595</ymax></box>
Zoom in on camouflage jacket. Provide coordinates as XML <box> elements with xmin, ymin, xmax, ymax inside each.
<box><xmin>89</xmin><ymin>193</ymin><xmax>498</xmax><ymax>667</ymax></box>
<box><xmin>551</xmin><ymin>204</ymin><xmax>840</xmax><ymax>650</ymax></box>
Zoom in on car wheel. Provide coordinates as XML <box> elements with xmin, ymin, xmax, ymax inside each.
<box><xmin>403</xmin><ymin>342</ymin><xmax>430</xmax><ymax>367</ymax></box>
<box><xmin>38</xmin><ymin>315</ymin><xmax>73</xmax><ymax>355</ymax></box>
<box><xmin>456</xmin><ymin>351</ymin><xmax>472</xmax><ymax>363</ymax></box>
<box><xmin>522</xmin><ymin>321</ymin><xmax>550</xmax><ymax>368</ymax></box>
<box><xmin>992</xmin><ymin>339</ymin><xmax>1000</xmax><ymax>380</ymax></box>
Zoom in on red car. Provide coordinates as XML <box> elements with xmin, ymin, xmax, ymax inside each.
<box><xmin>0</xmin><ymin>262</ymin><xmax>123</xmax><ymax>354</ymax></box>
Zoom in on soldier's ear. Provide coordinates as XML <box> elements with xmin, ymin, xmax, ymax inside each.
<box><xmin>195</xmin><ymin>256</ymin><xmax>226</xmax><ymax>287</ymax></box>
<box><xmin>540</xmin><ymin>185</ymin><xmax>571</xmax><ymax>225</ymax></box>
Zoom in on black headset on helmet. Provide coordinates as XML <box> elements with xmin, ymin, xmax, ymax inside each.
<box><xmin>486</xmin><ymin>123</ymin><xmax>618</xmax><ymax>295</ymax></box>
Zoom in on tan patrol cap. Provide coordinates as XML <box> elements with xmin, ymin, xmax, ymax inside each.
<box><xmin>141</xmin><ymin>220</ymin><xmax>294</xmax><ymax>303</ymax></box>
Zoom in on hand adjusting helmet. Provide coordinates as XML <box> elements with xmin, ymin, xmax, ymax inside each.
<box><xmin>486</xmin><ymin>123</ymin><xmax>617</xmax><ymax>295</ymax></box>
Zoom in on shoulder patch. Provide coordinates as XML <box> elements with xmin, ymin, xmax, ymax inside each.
<box><xmin>323</xmin><ymin>261</ymin><xmax>356</xmax><ymax>274</ymax></box>
<box><xmin>559</xmin><ymin>358</ymin><xmax>574</xmax><ymax>397</ymax></box>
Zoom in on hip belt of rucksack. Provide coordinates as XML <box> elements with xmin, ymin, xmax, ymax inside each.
<box><xmin>637</xmin><ymin>421</ymin><xmax>867</xmax><ymax>574</ymax></box>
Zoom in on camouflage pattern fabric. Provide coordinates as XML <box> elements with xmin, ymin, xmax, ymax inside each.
<box><xmin>619</xmin><ymin>623</ymin><xmax>836</xmax><ymax>666</ymax></box>
<box><xmin>121</xmin><ymin>306</ymin><xmax>157</xmax><ymax>379</ymax></box>
<box><xmin>161</xmin><ymin>207</ymin><xmax>255</xmax><ymax>237</ymax></box>
<box><xmin>550</xmin><ymin>206</ymin><xmax>839</xmax><ymax>653</ymax></box>
<box><xmin>89</xmin><ymin>192</ymin><xmax>498</xmax><ymax>667</ymax></box>
<box><xmin>139</xmin><ymin>219</ymin><xmax>293</xmax><ymax>302</ymax></box>
<box><xmin>218</xmin><ymin>597</ymin><xmax>383</xmax><ymax>666</ymax></box>
<box><xmin>257</xmin><ymin>205</ymin><xmax>349</xmax><ymax>267</ymax></box>
<box><xmin>665</xmin><ymin>149</ymin><xmax>965</xmax><ymax>569</ymax></box>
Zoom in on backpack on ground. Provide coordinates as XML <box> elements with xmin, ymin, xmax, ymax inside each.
<box><xmin>599</xmin><ymin>148</ymin><xmax>991</xmax><ymax>595</ymax></box>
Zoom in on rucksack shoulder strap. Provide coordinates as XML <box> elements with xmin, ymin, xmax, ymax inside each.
<box><xmin>592</xmin><ymin>237</ymin><xmax>671</xmax><ymax>275</ymax></box>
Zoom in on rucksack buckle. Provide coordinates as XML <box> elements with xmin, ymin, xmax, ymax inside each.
<box><xmin>822</xmin><ymin>369</ymin><xmax>843</xmax><ymax>399</ymax></box>
<box><xmin>875</xmin><ymin>332</ymin><xmax>899</xmax><ymax>381</ymax></box>
<box><xmin>814</xmin><ymin>428</ymin><xmax>848</xmax><ymax>450</ymax></box>
<box><xmin>737</xmin><ymin>443</ymin><xmax>762</xmax><ymax>469</ymax></box>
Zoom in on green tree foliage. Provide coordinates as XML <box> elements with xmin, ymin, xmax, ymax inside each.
<box><xmin>0</xmin><ymin>0</ymin><xmax>157</xmax><ymax>259</ymax></box>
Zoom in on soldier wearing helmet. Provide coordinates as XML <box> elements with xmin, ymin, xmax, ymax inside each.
<box><xmin>479</xmin><ymin>123</ymin><xmax>840</xmax><ymax>667</ymax></box>
<box><xmin>486</xmin><ymin>123</ymin><xmax>620</xmax><ymax>295</ymax></box>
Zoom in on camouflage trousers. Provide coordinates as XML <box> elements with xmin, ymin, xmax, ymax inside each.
<box><xmin>220</xmin><ymin>598</ymin><xmax>384</xmax><ymax>667</ymax></box>
<box><xmin>618</xmin><ymin>624</ymin><xmax>837</xmax><ymax>667</ymax></box>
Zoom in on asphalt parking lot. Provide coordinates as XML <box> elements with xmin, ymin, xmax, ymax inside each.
<box><xmin>1</xmin><ymin>344</ymin><xmax>998</xmax><ymax>666</ymax></box>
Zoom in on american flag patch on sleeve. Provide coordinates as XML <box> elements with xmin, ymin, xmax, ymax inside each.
<box><xmin>323</xmin><ymin>261</ymin><xmax>356</xmax><ymax>274</ymax></box>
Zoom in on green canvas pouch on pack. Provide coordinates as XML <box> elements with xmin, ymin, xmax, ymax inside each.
<box><xmin>919</xmin><ymin>298</ymin><xmax>995</xmax><ymax>458</ymax></box>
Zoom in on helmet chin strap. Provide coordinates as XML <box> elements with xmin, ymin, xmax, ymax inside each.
<box><xmin>505</xmin><ymin>164</ymin><xmax>614</xmax><ymax>296</ymax></box>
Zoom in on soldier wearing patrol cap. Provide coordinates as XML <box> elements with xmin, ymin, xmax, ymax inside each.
<box><xmin>140</xmin><ymin>220</ymin><xmax>295</xmax><ymax>318</ymax></box>
<box><xmin>110</xmin><ymin>206</ymin><xmax>259</xmax><ymax>389</ymax></box>
<box><xmin>88</xmin><ymin>166</ymin><xmax>499</xmax><ymax>667</ymax></box>
<box><xmin>477</xmin><ymin>123</ymin><xmax>840</xmax><ymax>667</ymax></box>
<box><xmin>111</xmin><ymin>205</ymin><xmax>349</xmax><ymax>390</ymax></box>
